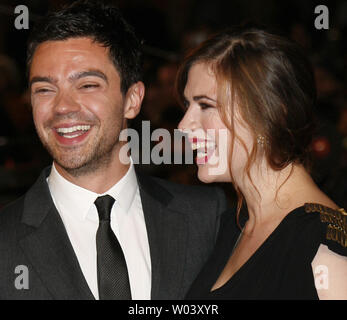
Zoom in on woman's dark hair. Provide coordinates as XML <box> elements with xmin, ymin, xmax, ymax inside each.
<box><xmin>26</xmin><ymin>0</ymin><xmax>143</xmax><ymax>95</ymax></box>
<box><xmin>176</xmin><ymin>25</ymin><xmax>317</xmax><ymax>217</ymax></box>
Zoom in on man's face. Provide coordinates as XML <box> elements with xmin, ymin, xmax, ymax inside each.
<box><xmin>29</xmin><ymin>37</ymin><xmax>138</xmax><ymax>176</ymax></box>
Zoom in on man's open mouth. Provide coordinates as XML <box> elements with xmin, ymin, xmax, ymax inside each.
<box><xmin>56</xmin><ymin>125</ymin><xmax>91</xmax><ymax>139</ymax></box>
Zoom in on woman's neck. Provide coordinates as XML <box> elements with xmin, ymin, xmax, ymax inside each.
<box><xmin>235</xmin><ymin>162</ymin><xmax>336</xmax><ymax>234</ymax></box>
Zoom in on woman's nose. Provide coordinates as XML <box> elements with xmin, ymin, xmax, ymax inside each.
<box><xmin>178</xmin><ymin>105</ymin><xmax>199</xmax><ymax>132</ymax></box>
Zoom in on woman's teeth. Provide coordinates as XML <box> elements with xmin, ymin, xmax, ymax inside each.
<box><xmin>56</xmin><ymin>125</ymin><xmax>91</xmax><ymax>138</ymax></box>
<box><xmin>191</xmin><ymin>141</ymin><xmax>215</xmax><ymax>150</ymax></box>
<box><xmin>191</xmin><ymin>140</ymin><xmax>216</xmax><ymax>161</ymax></box>
<box><xmin>197</xmin><ymin>150</ymin><xmax>208</xmax><ymax>158</ymax></box>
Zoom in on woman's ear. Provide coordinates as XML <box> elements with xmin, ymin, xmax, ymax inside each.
<box><xmin>124</xmin><ymin>81</ymin><xmax>145</xmax><ymax>120</ymax></box>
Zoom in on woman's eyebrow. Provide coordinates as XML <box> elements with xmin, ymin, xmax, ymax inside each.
<box><xmin>193</xmin><ymin>95</ymin><xmax>217</xmax><ymax>102</ymax></box>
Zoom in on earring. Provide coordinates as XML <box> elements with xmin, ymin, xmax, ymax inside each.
<box><xmin>257</xmin><ymin>135</ymin><xmax>266</xmax><ymax>147</ymax></box>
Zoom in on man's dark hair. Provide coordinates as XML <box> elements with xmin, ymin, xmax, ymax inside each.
<box><xmin>26</xmin><ymin>0</ymin><xmax>143</xmax><ymax>95</ymax></box>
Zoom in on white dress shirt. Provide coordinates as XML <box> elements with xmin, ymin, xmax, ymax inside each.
<box><xmin>47</xmin><ymin>161</ymin><xmax>151</xmax><ymax>300</ymax></box>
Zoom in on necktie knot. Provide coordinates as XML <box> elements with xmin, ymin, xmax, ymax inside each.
<box><xmin>94</xmin><ymin>195</ymin><xmax>115</xmax><ymax>221</ymax></box>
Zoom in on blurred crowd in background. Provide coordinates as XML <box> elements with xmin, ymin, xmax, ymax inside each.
<box><xmin>0</xmin><ymin>0</ymin><xmax>346</xmax><ymax>208</ymax></box>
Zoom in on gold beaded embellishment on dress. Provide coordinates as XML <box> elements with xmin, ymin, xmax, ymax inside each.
<box><xmin>304</xmin><ymin>203</ymin><xmax>347</xmax><ymax>248</ymax></box>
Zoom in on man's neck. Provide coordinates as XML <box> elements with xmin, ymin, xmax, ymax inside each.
<box><xmin>53</xmin><ymin>158</ymin><xmax>131</xmax><ymax>194</ymax></box>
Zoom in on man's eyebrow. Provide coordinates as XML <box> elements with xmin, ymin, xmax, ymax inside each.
<box><xmin>29</xmin><ymin>76</ymin><xmax>56</xmax><ymax>88</ymax></box>
<box><xmin>193</xmin><ymin>95</ymin><xmax>217</xmax><ymax>103</ymax></box>
<box><xmin>29</xmin><ymin>70</ymin><xmax>109</xmax><ymax>89</ymax></box>
<box><xmin>69</xmin><ymin>70</ymin><xmax>108</xmax><ymax>83</ymax></box>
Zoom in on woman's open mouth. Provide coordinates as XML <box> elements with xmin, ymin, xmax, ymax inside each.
<box><xmin>190</xmin><ymin>137</ymin><xmax>216</xmax><ymax>165</ymax></box>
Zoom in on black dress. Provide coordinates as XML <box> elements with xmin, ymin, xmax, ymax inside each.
<box><xmin>186</xmin><ymin>203</ymin><xmax>347</xmax><ymax>300</ymax></box>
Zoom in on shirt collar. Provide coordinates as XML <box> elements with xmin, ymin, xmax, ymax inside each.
<box><xmin>47</xmin><ymin>159</ymin><xmax>138</xmax><ymax>221</ymax></box>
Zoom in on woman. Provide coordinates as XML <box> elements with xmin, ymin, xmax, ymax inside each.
<box><xmin>176</xmin><ymin>26</ymin><xmax>347</xmax><ymax>299</ymax></box>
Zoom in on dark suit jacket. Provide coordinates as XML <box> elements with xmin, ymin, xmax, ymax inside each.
<box><xmin>0</xmin><ymin>166</ymin><xmax>228</xmax><ymax>300</ymax></box>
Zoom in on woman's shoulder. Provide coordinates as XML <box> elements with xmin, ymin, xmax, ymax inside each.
<box><xmin>303</xmin><ymin>203</ymin><xmax>347</xmax><ymax>299</ymax></box>
<box><xmin>276</xmin><ymin>202</ymin><xmax>347</xmax><ymax>299</ymax></box>
<box><xmin>274</xmin><ymin>202</ymin><xmax>347</xmax><ymax>263</ymax></box>
<box><xmin>302</xmin><ymin>203</ymin><xmax>347</xmax><ymax>257</ymax></box>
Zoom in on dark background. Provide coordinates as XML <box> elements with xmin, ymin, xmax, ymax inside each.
<box><xmin>0</xmin><ymin>0</ymin><xmax>346</xmax><ymax>208</ymax></box>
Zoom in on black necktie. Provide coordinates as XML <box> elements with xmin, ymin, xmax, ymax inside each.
<box><xmin>95</xmin><ymin>195</ymin><xmax>131</xmax><ymax>300</ymax></box>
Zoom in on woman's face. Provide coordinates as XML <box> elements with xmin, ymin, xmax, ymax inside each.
<box><xmin>178</xmin><ymin>62</ymin><xmax>254</xmax><ymax>184</ymax></box>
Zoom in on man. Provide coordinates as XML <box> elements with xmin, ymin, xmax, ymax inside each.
<box><xmin>0</xmin><ymin>0</ymin><xmax>227</xmax><ymax>300</ymax></box>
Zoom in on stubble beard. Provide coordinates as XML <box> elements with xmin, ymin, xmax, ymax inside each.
<box><xmin>39</xmin><ymin>126</ymin><xmax>122</xmax><ymax>178</ymax></box>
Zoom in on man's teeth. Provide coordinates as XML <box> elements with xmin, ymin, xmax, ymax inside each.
<box><xmin>56</xmin><ymin>125</ymin><xmax>91</xmax><ymax>134</ymax></box>
<box><xmin>56</xmin><ymin>125</ymin><xmax>91</xmax><ymax>138</ymax></box>
<box><xmin>191</xmin><ymin>141</ymin><xmax>215</xmax><ymax>150</ymax></box>
<box><xmin>63</xmin><ymin>133</ymin><xmax>82</xmax><ymax>139</ymax></box>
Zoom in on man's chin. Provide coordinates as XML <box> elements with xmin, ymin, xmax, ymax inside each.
<box><xmin>52</xmin><ymin>156</ymin><xmax>92</xmax><ymax>176</ymax></box>
<box><xmin>53</xmin><ymin>151</ymin><xmax>113</xmax><ymax>178</ymax></box>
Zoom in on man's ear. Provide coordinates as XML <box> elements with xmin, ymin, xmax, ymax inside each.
<box><xmin>124</xmin><ymin>81</ymin><xmax>145</xmax><ymax>120</ymax></box>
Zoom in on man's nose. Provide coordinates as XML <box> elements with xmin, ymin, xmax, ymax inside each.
<box><xmin>178</xmin><ymin>105</ymin><xmax>199</xmax><ymax>132</ymax></box>
<box><xmin>53</xmin><ymin>90</ymin><xmax>81</xmax><ymax>114</ymax></box>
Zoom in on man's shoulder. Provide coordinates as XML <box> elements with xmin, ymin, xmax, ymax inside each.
<box><xmin>140</xmin><ymin>173</ymin><xmax>225</xmax><ymax>202</ymax></box>
<box><xmin>0</xmin><ymin>195</ymin><xmax>26</xmax><ymax>242</ymax></box>
<box><xmin>137</xmin><ymin>173</ymin><xmax>228</xmax><ymax>217</ymax></box>
<box><xmin>0</xmin><ymin>196</ymin><xmax>25</xmax><ymax>222</ymax></box>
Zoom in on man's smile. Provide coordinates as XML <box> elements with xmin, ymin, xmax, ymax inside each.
<box><xmin>52</xmin><ymin>123</ymin><xmax>93</xmax><ymax>146</ymax></box>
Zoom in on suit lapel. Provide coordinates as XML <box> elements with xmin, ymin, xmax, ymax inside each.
<box><xmin>19</xmin><ymin>167</ymin><xmax>94</xmax><ymax>300</ymax></box>
<box><xmin>137</xmin><ymin>173</ymin><xmax>188</xmax><ymax>299</ymax></box>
